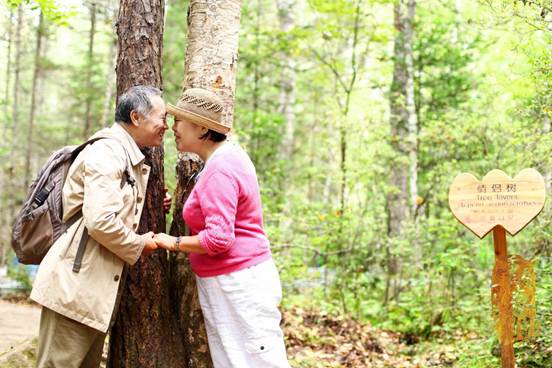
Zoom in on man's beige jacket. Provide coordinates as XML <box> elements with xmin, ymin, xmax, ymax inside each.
<box><xmin>31</xmin><ymin>123</ymin><xmax>150</xmax><ymax>333</ymax></box>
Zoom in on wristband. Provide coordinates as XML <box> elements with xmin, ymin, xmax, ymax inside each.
<box><xmin>174</xmin><ymin>236</ymin><xmax>182</xmax><ymax>252</ymax></box>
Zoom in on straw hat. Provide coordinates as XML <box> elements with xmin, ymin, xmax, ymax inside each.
<box><xmin>166</xmin><ymin>88</ymin><xmax>230</xmax><ymax>134</ymax></box>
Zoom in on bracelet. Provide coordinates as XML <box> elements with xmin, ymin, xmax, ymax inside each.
<box><xmin>173</xmin><ymin>236</ymin><xmax>182</xmax><ymax>252</ymax></box>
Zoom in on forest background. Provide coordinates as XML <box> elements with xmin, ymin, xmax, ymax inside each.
<box><xmin>0</xmin><ymin>0</ymin><xmax>551</xmax><ymax>367</ymax></box>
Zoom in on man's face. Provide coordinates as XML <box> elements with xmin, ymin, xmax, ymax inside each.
<box><xmin>135</xmin><ymin>95</ymin><xmax>168</xmax><ymax>147</ymax></box>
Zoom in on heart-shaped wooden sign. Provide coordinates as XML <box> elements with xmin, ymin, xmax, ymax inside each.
<box><xmin>449</xmin><ymin>168</ymin><xmax>545</xmax><ymax>238</ymax></box>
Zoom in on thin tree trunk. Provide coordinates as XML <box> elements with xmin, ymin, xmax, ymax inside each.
<box><xmin>1</xmin><ymin>9</ymin><xmax>14</xmax><ymax>265</ymax></box>
<box><xmin>251</xmin><ymin>0</ymin><xmax>260</xmax><ymax>154</ymax></box>
<box><xmin>24</xmin><ymin>11</ymin><xmax>44</xmax><ymax>189</ymax></box>
<box><xmin>386</xmin><ymin>0</ymin><xmax>418</xmax><ymax>301</ymax></box>
<box><xmin>83</xmin><ymin>2</ymin><xmax>97</xmax><ymax>138</ymax></box>
<box><xmin>107</xmin><ymin>0</ymin><xmax>184</xmax><ymax>366</ymax></box>
<box><xmin>4</xmin><ymin>9</ymin><xmax>13</xmax><ymax>144</ymax></box>
<box><xmin>404</xmin><ymin>0</ymin><xmax>417</xmax><ymax>214</ymax></box>
<box><xmin>276</xmin><ymin>0</ymin><xmax>296</xmax><ymax>237</ymax></box>
<box><xmin>100</xmin><ymin>38</ymin><xmax>117</xmax><ymax>127</ymax></box>
<box><xmin>277</xmin><ymin>0</ymin><xmax>296</xmax><ymax>160</ymax></box>
<box><xmin>543</xmin><ymin>115</ymin><xmax>551</xmax><ymax>193</ymax></box>
<box><xmin>451</xmin><ymin>0</ymin><xmax>462</xmax><ymax>44</ymax></box>
<box><xmin>10</xmin><ymin>5</ymin><xmax>23</xmax><ymax>167</ymax></box>
<box><xmin>9</xmin><ymin>5</ymin><xmax>23</xmax><ymax>225</ymax></box>
<box><xmin>312</xmin><ymin>0</ymin><xmax>362</xmax><ymax>218</ymax></box>
<box><xmin>169</xmin><ymin>2</ymin><xmax>243</xmax><ymax>366</ymax></box>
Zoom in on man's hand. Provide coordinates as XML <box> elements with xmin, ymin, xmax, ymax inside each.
<box><xmin>153</xmin><ymin>233</ymin><xmax>177</xmax><ymax>251</ymax></box>
<box><xmin>163</xmin><ymin>187</ymin><xmax>172</xmax><ymax>214</ymax></box>
<box><xmin>141</xmin><ymin>231</ymin><xmax>158</xmax><ymax>256</ymax></box>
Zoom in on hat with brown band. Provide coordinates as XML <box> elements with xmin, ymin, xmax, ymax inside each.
<box><xmin>166</xmin><ymin>88</ymin><xmax>230</xmax><ymax>134</ymax></box>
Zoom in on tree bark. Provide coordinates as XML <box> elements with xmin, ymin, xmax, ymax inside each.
<box><xmin>276</xmin><ymin>0</ymin><xmax>296</xmax><ymax>237</ymax></box>
<box><xmin>24</xmin><ymin>11</ymin><xmax>45</xmax><ymax>190</ymax></box>
<box><xmin>83</xmin><ymin>2</ymin><xmax>97</xmax><ymax>138</ymax></box>
<box><xmin>1</xmin><ymin>9</ymin><xmax>14</xmax><ymax>265</ymax></box>
<box><xmin>385</xmin><ymin>0</ymin><xmax>417</xmax><ymax>302</ymax></box>
<box><xmin>183</xmin><ymin>1</ymin><xmax>241</xmax><ymax>125</ymax></box>
<box><xmin>167</xmin><ymin>1</ymin><xmax>243</xmax><ymax>366</ymax></box>
<box><xmin>100</xmin><ymin>37</ymin><xmax>117</xmax><ymax>128</ymax></box>
<box><xmin>543</xmin><ymin>115</ymin><xmax>551</xmax><ymax>193</ymax></box>
<box><xmin>169</xmin><ymin>154</ymin><xmax>211</xmax><ymax>368</ymax></box>
<box><xmin>3</xmin><ymin>8</ymin><xmax>13</xmax><ymax>144</ymax></box>
<box><xmin>8</xmin><ymin>5</ymin><xmax>23</xmax><ymax>230</ymax></box>
<box><xmin>107</xmin><ymin>0</ymin><xmax>186</xmax><ymax>366</ymax></box>
<box><xmin>10</xmin><ymin>5</ymin><xmax>23</xmax><ymax>170</ymax></box>
<box><xmin>277</xmin><ymin>0</ymin><xmax>296</xmax><ymax>161</ymax></box>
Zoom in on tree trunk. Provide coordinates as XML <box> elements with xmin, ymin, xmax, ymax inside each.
<box><xmin>277</xmin><ymin>0</ymin><xmax>296</xmax><ymax>160</ymax></box>
<box><xmin>169</xmin><ymin>154</ymin><xmax>211</xmax><ymax>367</ymax></box>
<box><xmin>183</xmin><ymin>1</ymin><xmax>242</xmax><ymax>124</ymax></box>
<box><xmin>83</xmin><ymin>2</ymin><xmax>97</xmax><ymax>138</ymax></box>
<box><xmin>3</xmin><ymin>8</ymin><xmax>13</xmax><ymax>144</ymax></box>
<box><xmin>8</xmin><ymin>5</ymin><xmax>23</xmax><ymax>230</ymax></box>
<box><xmin>107</xmin><ymin>0</ymin><xmax>186</xmax><ymax>366</ymax></box>
<box><xmin>385</xmin><ymin>0</ymin><xmax>417</xmax><ymax>302</ymax></box>
<box><xmin>167</xmin><ymin>1</ymin><xmax>243</xmax><ymax>366</ymax></box>
<box><xmin>100</xmin><ymin>38</ymin><xmax>117</xmax><ymax>127</ymax></box>
<box><xmin>10</xmin><ymin>5</ymin><xmax>23</xmax><ymax>170</ymax></box>
<box><xmin>24</xmin><ymin>11</ymin><xmax>44</xmax><ymax>190</ymax></box>
<box><xmin>276</xmin><ymin>0</ymin><xmax>296</xmax><ymax>237</ymax></box>
<box><xmin>543</xmin><ymin>115</ymin><xmax>551</xmax><ymax>193</ymax></box>
<box><xmin>1</xmin><ymin>9</ymin><xmax>14</xmax><ymax>265</ymax></box>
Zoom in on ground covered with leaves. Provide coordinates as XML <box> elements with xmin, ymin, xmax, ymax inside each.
<box><xmin>1</xmin><ymin>297</ymin><xmax>551</xmax><ymax>368</ymax></box>
<box><xmin>282</xmin><ymin>307</ymin><xmax>552</xmax><ymax>368</ymax></box>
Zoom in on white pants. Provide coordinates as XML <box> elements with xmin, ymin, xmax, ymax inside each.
<box><xmin>196</xmin><ymin>259</ymin><xmax>291</xmax><ymax>368</ymax></box>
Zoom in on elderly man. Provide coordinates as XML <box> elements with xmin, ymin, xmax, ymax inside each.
<box><xmin>30</xmin><ymin>85</ymin><xmax>168</xmax><ymax>368</ymax></box>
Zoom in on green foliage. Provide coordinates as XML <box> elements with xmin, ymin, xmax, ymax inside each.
<box><xmin>7</xmin><ymin>0</ymin><xmax>74</xmax><ymax>25</ymax></box>
<box><xmin>7</xmin><ymin>263</ymin><xmax>32</xmax><ymax>293</ymax></box>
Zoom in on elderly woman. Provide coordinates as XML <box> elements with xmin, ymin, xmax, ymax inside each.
<box><xmin>153</xmin><ymin>88</ymin><xmax>290</xmax><ymax>367</ymax></box>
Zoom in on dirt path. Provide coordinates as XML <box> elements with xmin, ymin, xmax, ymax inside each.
<box><xmin>0</xmin><ymin>300</ymin><xmax>40</xmax><ymax>356</ymax></box>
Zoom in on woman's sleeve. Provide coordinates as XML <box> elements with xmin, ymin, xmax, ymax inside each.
<box><xmin>197</xmin><ymin>172</ymin><xmax>239</xmax><ymax>255</ymax></box>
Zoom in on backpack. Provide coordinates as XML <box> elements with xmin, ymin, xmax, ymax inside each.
<box><xmin>11</xmin><ymin>137</ymin><xmax>133</xmax><ymax>272</ymax></box>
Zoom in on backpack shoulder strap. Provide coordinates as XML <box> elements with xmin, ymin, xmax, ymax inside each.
<box><xmin>70</xmin><ymin>136</ymin><xmax>135</xmax><ymax>274</ymax></box>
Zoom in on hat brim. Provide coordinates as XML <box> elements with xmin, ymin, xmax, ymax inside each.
<box><xmin>166</xmin><ymin>103</ymin><xmax>230</xmax><ymax>134</ymax></box>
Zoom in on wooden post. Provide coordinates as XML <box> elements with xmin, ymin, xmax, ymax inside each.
<box><xmin>492</xmin><ymin>226</ymin><xmax>515</xmax><ymax>368</ymax></box>
<box><xmin>449</xmin><ymin>168</ymin><xmax>546</xmax><ymax>368</ymax></box>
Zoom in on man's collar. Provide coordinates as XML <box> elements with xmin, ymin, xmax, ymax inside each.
<box><xmin>111</xmin><ymin>123</ymin><xmax>145</xmax><ymax>166</ymax></box>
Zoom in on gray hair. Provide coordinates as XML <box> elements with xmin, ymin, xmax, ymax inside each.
<box><xmin>115</xmin><ymin>85</ymin><xmax>162</xmax><ymax>124</ymax></box>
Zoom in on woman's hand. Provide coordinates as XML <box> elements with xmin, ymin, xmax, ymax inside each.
<box><xmin>141</xmin><ymin>232</ymin><xmax>158</xmax><ymax>256</ymax></box>
<box><xmin>153</xmin><ymin>233</ymin><xmax>176</xmax><ymax>251</ymax></box>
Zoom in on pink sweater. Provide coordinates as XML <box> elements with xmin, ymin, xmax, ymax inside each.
<box><xmin>183</xmin><ymin>142</ymin><xmax>272</xmax><ymax>277</ymax></box>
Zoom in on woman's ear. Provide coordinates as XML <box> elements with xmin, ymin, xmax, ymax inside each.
<box><xmin>130</xmin><ymin>110</ymin><xmax>141</xmax><ymax>127</ymax></box>
<box><xmin>197</xmin><ymin>125</ymin><xmax>209</xmax><ymax>137</ymax></box>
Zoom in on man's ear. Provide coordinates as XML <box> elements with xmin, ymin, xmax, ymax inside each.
<box><xmin>130</xmin><ymin>110</ymin><xmax>141</xmax><ymax>127</ymax></box>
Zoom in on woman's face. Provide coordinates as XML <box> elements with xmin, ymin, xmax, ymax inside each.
<box><xmin>172</xmin><ymin>117</ymin><xmax>204</xmax><ymax>153</ymax></box>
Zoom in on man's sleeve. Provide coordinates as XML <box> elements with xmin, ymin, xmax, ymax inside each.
<box><xmin>81</xmin><ymin>141</ymin><xmax>145</xmax><ymax>265</ymax></box>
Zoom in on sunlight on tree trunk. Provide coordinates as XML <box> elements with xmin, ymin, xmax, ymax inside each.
<box><xmin>167</xmin><ymin>2</ymin><xmax>243</xmax><ymax>366</ymax></box>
